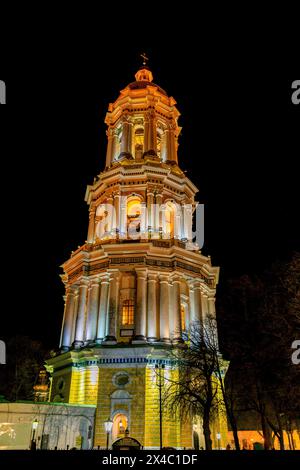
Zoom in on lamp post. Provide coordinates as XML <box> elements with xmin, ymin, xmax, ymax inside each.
<box><xmin>155</xmin><ymin>363</ymin><xmax>165</xmax><ymax>450</ymax></box>
<box><xmin>30</xmin><ymin>419</ymin><xmax>38</xmax><ymax>450</ymax></box>
<box><xmin>104</xmin><ymin>418</ymin><xmax>113</xmax><ymax>450</ymax></box>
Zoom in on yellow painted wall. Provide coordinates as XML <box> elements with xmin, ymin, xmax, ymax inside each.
<box><xmin>69</xmin><ymin>366</ymin><xmax>99</xmax><ymax>405</ymax></box>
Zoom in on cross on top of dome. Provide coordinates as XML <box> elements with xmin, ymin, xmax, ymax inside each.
<box><xmin>141</xmin><ymin>52</ymin><xmax>149</xmax><ymax>67</ymax></box>
<box><xmin>135</xmin><ymin>53</ymin><xmax>153</xmax><ymax>82</ymax></box>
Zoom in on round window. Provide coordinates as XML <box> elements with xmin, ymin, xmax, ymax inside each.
<box><xmin>113</xmin><ymin>373</ymin><xmax>130</xmax><ymax>387</ymax></box>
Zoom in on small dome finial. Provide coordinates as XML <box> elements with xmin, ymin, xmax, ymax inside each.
<box><xmin>135</xmin><ymin>53</ymin><xmax>153</xmax><ymax>82</ymax></box>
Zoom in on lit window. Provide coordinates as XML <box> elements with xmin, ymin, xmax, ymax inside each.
<box><xmin>127</xmin><ymin>198</ymin><xmax>142</xmax><ymax>237</ymax></box>
<box><xmin>122</xmin><ymin>300</ymin><xmax>135</xmax><ymax>325</ymax></box>
<box><xmin>165</xmin><ymin>202</ymin><xmax>175</xmax><ymax>238</ymax></box>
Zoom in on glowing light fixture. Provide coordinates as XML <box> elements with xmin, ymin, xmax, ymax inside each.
<box><xmin>104</xmin><ymin>418</ymin><xmax>113</xmax><ymax>449</ymax></box>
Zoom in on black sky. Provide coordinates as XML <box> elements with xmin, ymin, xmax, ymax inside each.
<box><xmin>1</xmin><ymin>40</ymin><xmax>299</xmax><ymax>348</ymax></box>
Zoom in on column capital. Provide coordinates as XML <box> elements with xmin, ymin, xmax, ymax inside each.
<box><xmin>66</xmin><ymin>285</ymin><xmax>76</xmax><ymax>296</ymax></box>
<box><xmin>106</xmin><ymin>127</ymin><xmax>114</xmax><ymax>138</ymax></box>
<box><xmin>148</xmin><ymin>272</ymin><xmax>158</xmax><ymax>282</ymax></box>
<box><xmin>170</xmin><ymin>274</ymin><xmax>181</xmax><ymax>284</ymax></box>
<box><xmin>98</xmin><ymin>273</ymin><xmax>110</xmax><ymax>284</ymax></box>
<box><xmin>188</xmin><ymin>278</ymin><xmax>202</xmax><ymax>289</ymax></box>
<box><xmin>107</xmin><ymin>269</ymin><xmax>120</xmax><ymax>281</ymax></box>
<box><xmin>90</xmin><ymin>277</ymin><xmax>101</xmax><ymax>287</ymax></box>
<box><xmin>135</xmin><ymin>268</ymin><xmax>148</xmax><ymax>279</ymax></box>
<box><xmin>159</xmin><ymin>273</ymin><xmax>170</xmax><ymax>283</ymax></box>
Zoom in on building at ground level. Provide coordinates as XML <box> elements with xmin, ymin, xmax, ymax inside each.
<box><xmin>0</xmin><ymin>402</ymin><xmax>95</xmax><ymax>450</ymax></box>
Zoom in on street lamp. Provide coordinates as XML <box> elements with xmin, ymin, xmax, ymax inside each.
<box><xmin>30</xmin><ymin>419</ymin><xmax>38</xmax><ymax>450</ymax></box>
<box><xmin>104</xmin><ymin>418</ymin><xmax>113</xmax><ymax>450</ymax></box>
<box><xmin>216</xmin><ymin>433</ymin><xmax>221</xmax><ymax>450</ymax></box>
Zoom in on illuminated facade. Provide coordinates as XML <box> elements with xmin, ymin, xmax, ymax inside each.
<box><xmin>46</xmin><ymin>62</ymin><xmax>222</xmax><ymax>449</ymax></box>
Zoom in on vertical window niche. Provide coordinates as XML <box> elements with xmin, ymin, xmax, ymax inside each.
<box><xmin>134</xmin><ymin>127</ymin><xmax>144</xmax><ymax>159</ymax></box>
<box><xmin>121</xmin><ymin>299</ymin><xmax>135</xmax><ymax>325</ymax></box>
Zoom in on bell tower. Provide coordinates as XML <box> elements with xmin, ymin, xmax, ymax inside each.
<box><xmin>46</xmin><ymin>59</ymin><xmax>221</xmax><ymax>449</ymax></box>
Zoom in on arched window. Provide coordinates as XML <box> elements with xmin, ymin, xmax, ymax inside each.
<box><xmin>164</xmin><ymin>202</ymin><xmax>175</xmax><ymax>238</ymax></box>
<box><xmin>127</xmin><ymin>197</ymin><xmax>142</xmax><ymax>238</ymax></box>
<box><xmin>122</xmin><ymin>300</ymin><xmax>135</xmax><ymax>325</ymax></box>
<box><xmin>112</xmin><ymin>413</ymin><xmax>128</xmax><ymax>441</ymax></box>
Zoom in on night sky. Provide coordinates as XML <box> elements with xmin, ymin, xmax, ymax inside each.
<box><xmin>1</xmin><ymin>41</ymin><xmax>299</xmax><ymax>348</ymax></box>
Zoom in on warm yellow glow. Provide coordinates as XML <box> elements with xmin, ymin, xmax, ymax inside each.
<box><xmin>122</xmin><ymin>299</ymin><xmax>135</xmax><ymax>325</ymax></box>
<box><xmin>127</xmin><ymin>198</ymin><xmax>141</xmax><ymax>217</ymax></box>
<box><xmin>180</xmin><ymin>305</ymin><xmax>186</xmax><ymax>331</ymax></box>
<box><xmin>127</xmin><ymin>198</ymin><xmax>141</xmax><ymax>236</ymax></box>
<box><xmin>112</xmin><ymin>414</ymin><xmax>128</xmax><ymax>441</ymax></box>
<box><xmin>165</xmin><ymin>202</ymin><xmax>175</xmax><ymax>237</ymax></box>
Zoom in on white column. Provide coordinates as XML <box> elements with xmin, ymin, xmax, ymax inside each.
<box><xmin>111</xmin><ymin>129</ymin><xmax>119</xmax><ymax>161</ymax></box>
<box><xmin>160</xmin><ymin>130</ymin><xmax>167</xmax><ymax>162</ymax></box>
<box><xmin>144</xmin><ymin>115</ymin><xmax>150</xmax><ymax>154</ymax></box>
<box><xmin>161</xmin><ymin>204</ymin><xmax>167</xmax><ymax>239</ymax></box>
<box><xmin>96</xmin><ymin>274</ymin><xmax>110</xmax><ymax>343</ymax></box>
<box><xmin>207</xmin><ymin>296</ymin><xmax>218</xmax><ymax>348</ymax></box>
<box><xmin>128</xmin><ymin>120</ymin><xmax>133</xmax><ymax>156</ymax></box>
<box><xmin>86</xmin><ymin>278</ymin><xmax>100</xmax><ymax>342</ymax></box>
<box><xmin>155</xmin><ymin>193</ymin><xmax>163</xmax><ymax>238</ymax></box>
<box><xmin>147</xmin><ymin>192</ymin><xmax>154</xmax><ymax>235</ymax></box>
<box><xmin>71</xmin><ymin>290</ymin><xmax>79</xmax><ymax>345</ymax></box>
<box><xmin>120</xmin><ymin>117</ymin><xmax>131</xmax><ymax>156</ymax></box>
<box><xmin>104</xmin><ymin>271</ymin><xmax>119</xmax><ymax>342</ymax></box>
<box><xmin>166</xmin><ymin>121</ymin><xmax>177</xmax><ymax>163</ymax></box>
<box><xmin>87</xmin><ymin>205</ymin><xmax>96</xmax><ymax>244</ymax></box>
<box><xmin>61</xmin><ymin>286</ymin><xmax>76</xmax><ymax>350</ymax></box>
<box><xmin>175</xmin><ymin>204</ymin><xmax>182</xmax><ymax>239</ymax></box>
<box><xmin>105</xmin><ymin>128</ymin><xmax>113</xmax><ymax>168</ymax></box>
<box><xmin>159</xmin><ymin>274</ymin><xmax>170</xmax><ymax>342</ymax></box>
<box><xmin>113</xmin><ymin>193</ymin><xmax>121</xmax><ymax>236</ymax></box>
<box><xmin>74</xmin><ymin>281</ymin><xmax>88</xmax><ymax>347</ymax></box>
<box><xmin>147</xmin><ymin>273</ymin><xmax>158</xmax><ymax>341</ymax></box>
<box><xmin>171</xmin><ymin>276</ymin><xmax>183</xmax><ymax>342</ymax></box>
<box><xmin>208</xmin><ymin>296</ymin><xmax>216</xmax><ymax>317</ymax></box>
<box><xmin>120</xmin><ymin>195</ymin><xmax>127</xmax><ymax>239</ymax></box>
<box><xmin>106</xmin><ymin>196</ymin><xmax>114</xmax><ymax>235</ymax></box>
<box><xmin>148</xmin><ymin>111</ymin><xmax>157</xmax><ymax>154</ymax></box>
<box><xmin>133</xmin><ymin>270</ymin><xmax>147</xmax><ymax>342</ymax></box>
<box><xmin>140</xmin><ymin>202</ymin><xmax>147</xmax><ymax>238</ymax></box>
<box><xmin>183</xmin><ymin>203</ymin><xmax>193</xmax><ymax>241</ymax></box>
<box><xmin>188</xmin><ymin>280</ymin><xmax>195</xmax><ymax>324</ymax></box>
<box><xmin>192</xmin><ymin>280</ymin><xmax>203</xmax><ymax>326</ymax></box>
<box><xmin>201</xmin><ymin>293</ymin><xmax>209</xmax><ymax>321</ymax></box>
